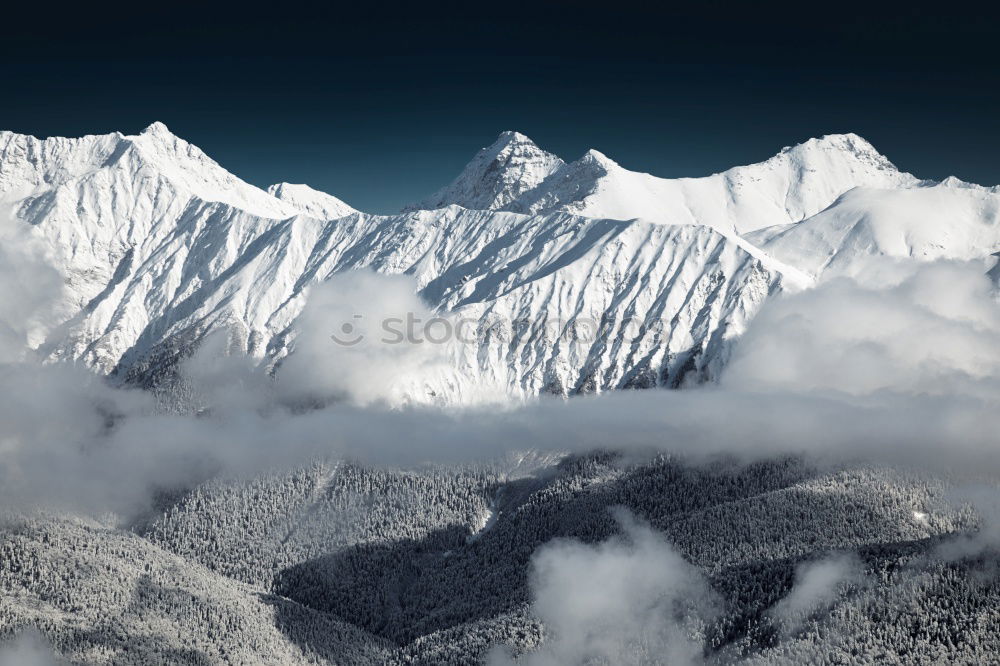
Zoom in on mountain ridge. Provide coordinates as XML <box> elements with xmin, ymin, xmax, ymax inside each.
<box><xmin>406</xmin><ymin>130</ymin><xmax>918</xmax><ymax>238</ymax></box>
<box><xmin>2</xmin><ymin>123</ymin><xmax>998</xmax><ymax>404</ymax></box>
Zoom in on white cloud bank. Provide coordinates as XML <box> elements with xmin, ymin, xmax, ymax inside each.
<box><xmin>489</xmin><ymin>508</ymin><xmax>718</xmax><ymax>666</ymax></box>
<box><xmin>723</xmin><ymin>259</ymin><xmax>1000</xmax><ymax>400</ymax></box>
<box><xmin>1</xmin><ymin>259</ymin><xmax>1000</xmax><ymax>514</ymax></box>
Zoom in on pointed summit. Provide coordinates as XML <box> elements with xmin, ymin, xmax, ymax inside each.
<box><xmin>476</xmin><ymin>130</ymin><xmax>547</xmax><ymax>158</ymax></box>
<box><xmin>492</xmin><ymin>130</ymin><xmax>533</xmax><ymax>145</ymax></box>
<box><xmin>121</xmin><ymin>123</ymin><xmax>306</xmax><ymax>219</ymax></box>
<box><xmin>141</xmin><ymin>121</ymin><xmax>173</xmax><ymax>136</ymax></box>
<box><xmin>578</xmin><ymin>148</ymin><xmax>620</xmax><ymax>169</ymax></box>
<box><xmin>403</xmin><ymin>131</ymin><xmax>565</xmax><ymax>212</ymax></box>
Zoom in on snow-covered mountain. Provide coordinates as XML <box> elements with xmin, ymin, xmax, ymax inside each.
<box><xmin>408</xmin><ymin>132</ymin><xmax>917</xmax><ymax>235</ymax></box>
<box><xmin>748</xmin><ymin>179</ymin><xmax>1000</xmax><ymax>278</ymax></box>
<box><xmin>2</xmin><ymin>124</ymin><xmax>998</xmax><ymax>403</ymax></box>
<box><xmin>0</xmin><ymin>122</ymin><xmax>303</xmax><ymax>218</ymax></box>
<box><xmin>403</xmin><ymin>131</ymin><xmax>565</xmax><ymax>212</ymax></box>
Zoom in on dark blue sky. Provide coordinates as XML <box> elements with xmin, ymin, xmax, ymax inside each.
<box><xmin>3</xmin><ymin>1</ymin><xmax>998</xmax><ymax>213</ymax></box>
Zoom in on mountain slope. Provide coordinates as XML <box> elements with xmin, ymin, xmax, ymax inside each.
<box><xmin>748</xmin><ymin>180</ymin><xmax>1000</xmax><ymax>278</ymax></box>
<box><xmin>268</xmin><ymin>182</ymin><xmax>357</xmax><ymax>219</ymax></box>
<box><xmin>0</xmin><ymin>512</ymin><xmax>393</xmax><ymax>664</ymax></box>
<box><xmin>0</xmin><ymin>126</ymin><xmax>792</xmax><ymax>401</ymax></box>
<box><xmin>6</xmin><ymin>455</ymin><xmax>996</xmax><ymax>665</ymax></box>
<box><xmin>3</xmin><ymin>124</ymin><xmax>997</xmax><ymax>404</ymax></box>
<box><xmin>95</xmin><ymin>205</ymin><xmax>783</xmax><ymax>398</ymax></box>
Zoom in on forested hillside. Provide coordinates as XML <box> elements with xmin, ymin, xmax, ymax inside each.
<box><xmin>4</xmin><ymin>452</ymin><xmax>997</xmax><ymax>665</ymax></box>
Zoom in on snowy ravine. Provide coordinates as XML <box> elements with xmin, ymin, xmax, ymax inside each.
<box><xmin>2</xmin><ymin>124</ymin><xmax>999</xmax><ymax>403</ymax></box>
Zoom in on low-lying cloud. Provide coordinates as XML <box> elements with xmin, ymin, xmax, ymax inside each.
<box><xmin>0</xmin><ymin>223</ymin><xmax>64</xmax><ymax>364</ymax></box>
<box><xmin>275</xmin><ymin>271</ymin><xmax>459</xmax><ymax>407</ymax></box>
<box><xmin>0</xmin><ymin>630</ymin><xmax>63</xmax><ymax>666</ymax></box>
<box><xmin>1</xmin><ymin>259</ymin><xmax>1000</xmax><ymax>515</ymax></box>
<box><xmin>723</xmin><ymin>259</ymin><xmax>1000</xmax><ymax>400</ymax></box>
<box><xmin>489</xmin><ymin>508</ymin><xmax>718</xmax><ymax>666</ymax></box>
<box><xmin>768</xmin><ymin>553</ymin><xmax>865</xmax><ymax>636</ymax></box>
<box><xmin>935</xmin><ymin>485</ymin><xmax>1000</xmax><ymax>561</ymax></box>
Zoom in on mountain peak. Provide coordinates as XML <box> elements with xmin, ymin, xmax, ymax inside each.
<box><xmin>403</xmin><ymin>129</ymin><xmax>913</xmax><ymax>223</ymax></box>
<box><xmin>579</xmin><ymin>148</ymin><xmax>619</xmax><ymax>169</ymax></box>
<box><xmin>779</xmin><ymin>132</ymin><xmax>897</xmax><ymax>171</ymax></box>
<box><xmin>490</xmin><ymin>130</ymin><xmax>538</xmax><ymax>150</ymax></box>
<box><xmin>141</xmin><ymin>121</ymin><xmax>173</xmax><ymax>137</ymax></box>
<box><xmin>818</xmin><ymin>131</ymin><xmax>872</xmax><ymax>144</ymax></box>
<box><xmin>483</xmin><ymin>130</ymin><xmax>550</xmax><ymax>159</ymax></box>
<box><xmin>403</xmin><ymin>131</ymin><xmax>565</xmax><ymax>212</ymax></box>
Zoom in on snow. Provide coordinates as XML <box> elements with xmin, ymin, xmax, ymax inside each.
<box><xmin>267</xmin><ymin>182</ymin><xmax>356</xmax><ymax>219</ymax></box>
<box><xmin>753</xmin><ymin>182</ymin><xmax>1000</xmax><ymax>278</ymax></box>
<box><xmin>3</xmin><ymin>123</ymin><xmax>999</xmax><ymax>405</ymax></box>
<box><xmin>409</xmin><ymin>131</ymin><xmax>917</xmax><ymax>237</ymax></box>
<box><xmin>0</xmin><ymin>123</ymin><xmax>299</xmax><ymax>219</ymax></box>
<box><xmin>468</xmin><ymin>506</ymin><xmax>497</xmax><ymax>542</ymax></box>
<box><xmin>403</xmin><ymin>131</ymin><xmax>565</xmax><ymax>212</ymax></box>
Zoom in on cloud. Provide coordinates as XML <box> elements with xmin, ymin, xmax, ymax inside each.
<box><xmin>0</xmin><ymin>361</ymin><xmax>167</xmax><ymax>514</ymax></box>
<box><xmin>723</xmin><ymin>260</ymin><xmax>1000</xmax><ymax>401</ymax></box>
<box><xmin>3</xmin><ymin>256</ymin><xmax>1000</xmax><ymax>666</ymax></box>
<box><xmin>0</xmin><ymin>222</ymin><xmax>65</xmax><ymax>363</ymax></box>
<box><xmin>275</xmin><ymin>270</ymin><xmax>457</xmax><ymax>407</ymax></box>
<box><xmin>0</xmin><ymin>630</ymin><xmax>63</xmax><ymax>666</ymax></box>
<box><xmin>934</xmin><ymin>485</ymin><xmax>1000</xmax><ymax>561</ymax></box>
<box><xmin>768</xmin><ymin>553</ymin><xmax>865</xmax><ymax>636</ymax></box>
<box><xmin>489</xmin><ymin>508</ymin><xmax>718</xmax><ymax>666</ymax></box>
<box><xmin>176</xmin><ymin>330</ymin><xmax>273</xmax><ymax>413</ymax></box>
<box><xmin>2</xmin><ymin>260</ymin><xmax>1000</xmax><ymax>516</ymax></box>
